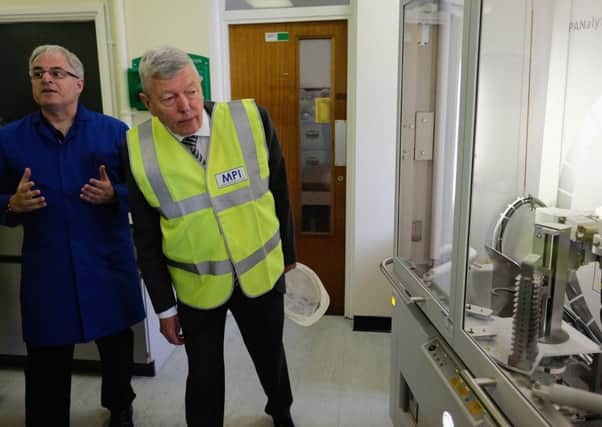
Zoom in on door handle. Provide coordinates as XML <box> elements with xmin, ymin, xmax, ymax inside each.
<box><xmin>380</xmin><ymin>257</ymin><xmax>426</xmax><ymax>305</ymax></box>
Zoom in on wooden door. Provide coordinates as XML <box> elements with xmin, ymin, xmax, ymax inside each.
<box><xmin>230</xmin><ymin>20</ymin><xmax>347</xmax><ymax>314</ymax></box>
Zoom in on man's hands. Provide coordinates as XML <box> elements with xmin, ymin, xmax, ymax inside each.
<box><xmin>80</xmin><ymin>165</ymin><xmax>116</xmax><ymax>204</ymax></box>
<box><xmin>9</xmin><ymin>164</ymin><xmax>116</xmax><ymax>214</ymax></box>
<box><xmin>8</xmin><ymin>168</ymin><xmax>46</xmax><ymax>214</ymax></box>
<box><xmin>160</xmin><ymin>314</ymin><xmax>185</xmax><ymax>345</ymax></box>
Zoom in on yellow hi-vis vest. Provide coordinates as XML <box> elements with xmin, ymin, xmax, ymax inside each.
<box><xmin>126</xmin><ymin>99</ymin><xmax>284</xmax><ymax>309</ymax></box>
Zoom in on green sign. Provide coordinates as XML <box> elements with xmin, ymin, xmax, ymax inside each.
<box><xmin>127</xmin><ymin>53</ymin><xmax>211</xmax><ymax>110</ymax></box>
<box><xmin>265</xmin><ymin>32</ymin><xmax>289</xmax><ymax>42</ymax></box>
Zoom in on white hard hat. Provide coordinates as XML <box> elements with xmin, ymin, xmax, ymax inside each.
<box><xmin>284</xmin><ymin>262</ymin><xmax>330</xmax><ymax>326</ymax></box>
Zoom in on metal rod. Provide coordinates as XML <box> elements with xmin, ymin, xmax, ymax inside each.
<box><xmin>532</xmin><ymin>382</ymin><xmax>602</xmax><ymax>415</ymax></box>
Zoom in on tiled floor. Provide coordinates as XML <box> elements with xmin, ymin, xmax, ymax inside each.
<box><xmin>0</xmin><ymin>316</ymin><xmax>393</xmax><ymax>427</ymax></box>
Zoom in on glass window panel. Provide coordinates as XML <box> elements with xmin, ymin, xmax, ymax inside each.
<box><xmin>396</xmin><ymin>0</ymin><xmax>464</xmax><ymax>311</ymax></box>
<box><xmin>299</xmin><ymin>39</ymin><xmax>332</xmax><ymax>234</ymax></box>
<box><xmin>464</xmin><ymin>0</ymin><xmax>545</xmax><ymax>372</ymax></box>
<box><xmin>464</xmin><ymin>1</ymin><xmax>602</xmax><ymax>423</ymax></box>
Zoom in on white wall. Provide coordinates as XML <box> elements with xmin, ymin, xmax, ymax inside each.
<box><xmin>347</xmin><ymin>0</ymin><xmax>399</xmax><ymax>317</ymax></box>
<box><xmin>0</xmin><ymin>0</ymin><xmax>211</xmax><ymax>59</ymax></box>
<box><xmin>123</xmin><ymin>0</ymin><xmax>212</xmax><ymax>125</ymax></box>
<box><xmin>123</xmin><ymin>0</ymin><xmax>210</xmax><ymax>59</ymax></box>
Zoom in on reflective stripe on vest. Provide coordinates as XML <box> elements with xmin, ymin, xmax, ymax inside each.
<box><xmin>128</xmin><ymin>99</ymin><xmax>283</xmax><ymax>307</ymax></box>
<box><xmin>166</xmin><ymin>231</ymin><xmax>280</xmax><ymax>277</ymax></box>
<box><xmin>138</xmin><ymin>101</ymin><xmax>269</xmax><ymax>219</ymax></box>
<box><xmin>138</xmin><ymin>120</ymin><xmax>211</xmax><ymax>218</ymax></box>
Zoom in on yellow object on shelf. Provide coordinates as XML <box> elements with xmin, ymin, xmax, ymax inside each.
<box><xmin>314</xmin><ymin>97</ymin><xmax>330</xmax><ymax>123</ymax></box>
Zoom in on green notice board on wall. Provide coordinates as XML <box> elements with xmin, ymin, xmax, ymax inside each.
<box><xmin>127</xmin><ymin>53</ymin><xmax>211</xmax><ymax>110</ymax></box>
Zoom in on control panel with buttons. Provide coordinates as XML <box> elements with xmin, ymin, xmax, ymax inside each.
<box><xmin>423</xmin><ymin>338</ymin><xmax>486</xmax><ymax>422</ymax></box>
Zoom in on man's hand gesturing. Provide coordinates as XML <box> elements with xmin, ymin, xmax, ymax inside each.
<box><xmin>8</xmin><ymin>168</ymin><xmax>46</xmax><ymax>214</ymax></box>
<box><xmin>80</xmin><ymin>164</ymin><xmax>116</xmax><ymax>204</ymax></box>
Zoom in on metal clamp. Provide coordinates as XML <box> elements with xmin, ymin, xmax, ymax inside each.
<box><xmin>380</xmin><ymin>257</ymin><xmax>426</xmax><ymax>305</ymax></box>
<box><xmin>458</xmin><ymin>370</ymin><xmax>511</xmax><ymax>427</ymax></box>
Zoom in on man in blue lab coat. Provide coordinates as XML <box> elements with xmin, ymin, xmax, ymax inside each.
<box><xmin>0</xmin><ymin>45</ymin><xmax>145</xmax><ymax>427</ymax></box>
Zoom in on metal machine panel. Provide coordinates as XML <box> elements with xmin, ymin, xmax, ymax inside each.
<box><xmin>388</xmin><ymin>0</ymin><xmax>602</xmax><ymax>425</ymax></box>
<box><xmin>390</xmin><ymin>291</ymin><xmax>497</xmax><ymax>427</ymax></box>
<box><xmin>414</xmin><ymin>111</ymin><xmax>434</xmax><ymax>161</ymax></box>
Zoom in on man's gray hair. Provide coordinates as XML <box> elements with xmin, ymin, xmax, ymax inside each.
<box><xmin>139</xmin><ymin>46</ymin><xmax>199</xmax><ymax>93</ymax></box>
<box><xmin>29</xmin><ymin>45</ymin><xmax>84</xmax><ymax>79</ymax></box>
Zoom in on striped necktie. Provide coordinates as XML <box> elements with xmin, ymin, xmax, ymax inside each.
<box><xmin>181</xmin><ymin>135</ymin><xmax>203</xmax><ymax>163</ymax></box>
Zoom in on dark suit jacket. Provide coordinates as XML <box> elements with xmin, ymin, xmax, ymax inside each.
<box><xmin>121</xmin><ymin>102</ymin><xmax>296</xmax><ymax>314</ymax></box>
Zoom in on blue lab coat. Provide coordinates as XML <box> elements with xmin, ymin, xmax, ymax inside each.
<box><xmin>0</xmin><ymin>105</ymin><xmax>145</xmax><ymax>346</ymax></box>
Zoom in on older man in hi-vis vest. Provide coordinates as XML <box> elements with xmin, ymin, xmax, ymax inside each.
<box><xmin>123</xmin><ymin>46</ymin><xmax>296</xmax><ymax>427</ymax></box>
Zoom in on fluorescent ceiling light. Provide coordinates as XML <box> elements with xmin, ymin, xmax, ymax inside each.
<box><xmin>245</xmin><ymin>0</ymin><xmax>294</xmax><ymax>8</ymax></box>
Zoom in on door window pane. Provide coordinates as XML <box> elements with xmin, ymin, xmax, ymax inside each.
<box><xmin>299</xmin><ymin>39</ymin><xmax>332</xmax><ymax>234</ymax></box>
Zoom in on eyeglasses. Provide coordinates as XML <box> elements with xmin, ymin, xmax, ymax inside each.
<box><xmin>30</xmin><ymin>67</ymin><xmax>80</xmax><ymax>80</ymax></box>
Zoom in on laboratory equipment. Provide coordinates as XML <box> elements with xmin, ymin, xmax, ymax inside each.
<box><xmin>381</xmin><ymin>0</ymin><xmax>602</xmax><ymax>426</ymax></box>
